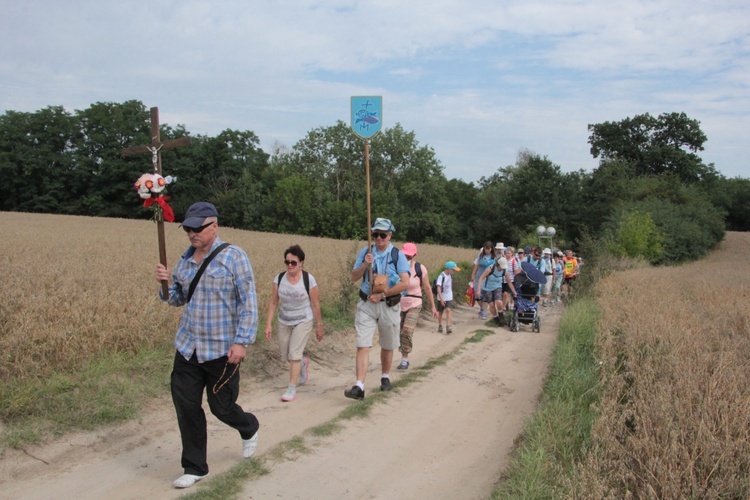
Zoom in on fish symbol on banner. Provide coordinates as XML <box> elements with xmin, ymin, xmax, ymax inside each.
<box><xmin>351</xmin><ymin>96</ymin><xmax>383</xmax><ymax>139</ymax></box>
<box><xmin>355</xmin><ymin>111</ymin><xmax>379</xmax><ymax>125</ymax></box>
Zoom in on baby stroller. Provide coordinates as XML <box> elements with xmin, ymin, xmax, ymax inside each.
<box><xmin>509</xmin><ymin>261</ymin><xmax>547</xmax><ymax>333</ymax></box>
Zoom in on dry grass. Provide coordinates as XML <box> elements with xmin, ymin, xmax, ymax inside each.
<box><xmin>0</xmin><ymin>212</ymin><xmax>477</xmax><ymax>385</ymax></box>
<box><xmin>568</xmin><ymin>232</ymin><xmax>750</xmax><ymax>497</ymax></box>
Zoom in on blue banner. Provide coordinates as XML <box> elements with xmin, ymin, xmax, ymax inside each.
<box><xmin>351</xmin><ymin>96</ymin><xmax>383</xmax><ymax>139</ymax></box>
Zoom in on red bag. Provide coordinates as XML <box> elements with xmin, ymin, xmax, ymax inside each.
<box><xmin>465</xmin><ymin>283</ymin><xmax>476</xmax><ymax>307</ymax></box>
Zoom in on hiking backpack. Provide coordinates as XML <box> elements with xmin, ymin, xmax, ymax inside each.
<box><xmin>431</xmin><ymin>274</ymin><xmax>442</xmax><ymax>295</ymax></box>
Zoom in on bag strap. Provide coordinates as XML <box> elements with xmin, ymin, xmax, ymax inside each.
<box><xmin>187</xmin><ymin>242</ymin><xmax>231</xmax><ymax>303</ymax></box>
<box><xmin>414</xmin><ymin>261</ymin><xmax>423</xmax><ymax>285</ymax></box>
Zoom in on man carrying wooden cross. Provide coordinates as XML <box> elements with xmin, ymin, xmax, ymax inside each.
<box><xmin>155</xmin><ymin>201</ymin><xmax>260</xmax><ymax>489</ymax></box>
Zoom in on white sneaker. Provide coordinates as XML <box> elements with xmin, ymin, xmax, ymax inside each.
<box><xmin>173</xmin><ymin>473</ymin><xmax>207</xmax><ymax>488</ymax></box>
<box><xmin>242</xmin><ymin>432</ymin><xmax>259</xmax><ymax>458</ymax></box>
<box><xmin>281</xmin><ymin>384</ymin><xmax>297</xmax><ymax>402</ymax></box>
<box><xmin>298</xmin><ymin>357</ymin><xmax>310</xmax><ymax>385</ymax></box>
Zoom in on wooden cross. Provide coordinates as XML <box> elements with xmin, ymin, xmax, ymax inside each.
<box><xmin>121</xmin><ymin>107</ymin><xmax>191</xmax><ymax>298</ymax></box>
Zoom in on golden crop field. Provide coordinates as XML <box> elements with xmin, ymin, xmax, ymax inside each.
<box><xmin>0</xmin><ymin>212</ymin><xmax>478</xmax><ymax>383</ymax></box>
<box><xmin>570</xmin><ymin>232</ymin><xmax>750</xmax><ymax>496</ymax></box>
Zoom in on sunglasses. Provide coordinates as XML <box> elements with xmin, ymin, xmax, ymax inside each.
<box><xmin>183</xmin><ymin>222</ymin><xmax>214</xmax><ymax>233</ymax></box>
<box><xmin>372</xmin><ymin>232</ymin><xmax>389</xmax><ymax>239</ymax></box>
<box><xmin>284</xmin><ymin>260</ymin><xmax>299</xmax><ymax>267</ymax></box>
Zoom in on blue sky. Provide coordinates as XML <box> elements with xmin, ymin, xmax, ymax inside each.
<box><xmin>1</xmin><ymin>0</ymin><xmax>748</xmax><ymax>183</ymax></box>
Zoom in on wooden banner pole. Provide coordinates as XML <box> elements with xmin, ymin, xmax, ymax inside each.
<box><xmin>365</xmin><ymin>139</ymin><xmax>373</xmax><ymax>293</ymax></box>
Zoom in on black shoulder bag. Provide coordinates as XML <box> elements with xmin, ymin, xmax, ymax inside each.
<box><xmin>187</xmin><ymin>243</ymin><xmax>231</xmax><ymax>303</ymax></box>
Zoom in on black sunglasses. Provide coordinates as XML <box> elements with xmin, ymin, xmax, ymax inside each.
<box><xmin>183</xmin><ymin>221</ymin><xmax>214</xmax><ymax>233</ymax></box>
<box><xmin>284</xmin><ymin>260</ymin><xmax>299</xmax><ymax>267</ymax></box>
<box><xmin>372</xmin><ymin>232</ymin><xmax>389</xmax><ymax>239</ymax></box>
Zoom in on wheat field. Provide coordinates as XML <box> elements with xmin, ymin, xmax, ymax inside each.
<box><xmin>0</xmin><ymin>212</ymin><xmax>478</xmax><ymax>383</ymax></box>
<box><xmin>569</xmin><ymin>232</ymin><xmax>750</xmax><ymax>497</ymax></box>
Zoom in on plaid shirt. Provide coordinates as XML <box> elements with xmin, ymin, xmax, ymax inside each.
<box><xmin>162</xmin><ymin>237</ymin><xmax>258</xmax><ymax>362</ymax></box>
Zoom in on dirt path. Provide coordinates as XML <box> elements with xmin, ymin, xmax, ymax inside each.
<box><xmin>0</xmin><ymin>304</ymin><xmax>560</xmax><ymax>499</ymax></box>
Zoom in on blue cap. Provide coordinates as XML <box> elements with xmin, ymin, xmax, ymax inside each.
<box><xmin>371</xmin><ymin>217</ymin><xmax>396</xmax><ymax>232</ymax></box>
<box><xmin>445</xmin><ymin>260</ymin><xmax>461</xmax><ymax>271</ymax></box>
<box><xmin>182</xmin><ymin>202</ymin><xmax>218</xmax><ymax>227</ymax></box>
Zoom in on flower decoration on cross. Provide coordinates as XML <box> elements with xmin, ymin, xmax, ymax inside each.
<box><xmin>134</xmin><ymin>172</ymin><xmax>176</xmax><ymax>222</ymax></box>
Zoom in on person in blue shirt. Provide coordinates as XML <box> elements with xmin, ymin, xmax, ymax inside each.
<box><xmin>523</xmin><ymin>247</ymin><xmax>548</xmax><ymax>297</ymax></box>
<box><xmin>470</xmin><ymin>241</ymin><xmax>497</xmax><ymax>320</ymax></box>
<box><xmin>345</xmin><ymin>218</ymin><xmax>410</xmax><ymax>400</ymax></box>
<box><xmin>155</xmin><ymin>201</ymin><xmax>260</xmax><ymax>489</ymax></box>
<box><xmin>477</xmin><ymin>256</ymin><xmax>516</xmax><ymax>326</ymax></box>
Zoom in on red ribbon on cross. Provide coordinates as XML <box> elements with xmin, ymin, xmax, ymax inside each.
<box><xmin>143</xmin><ymin>195</ymin><xmax>175</xmax><ymax>222</ymax></box>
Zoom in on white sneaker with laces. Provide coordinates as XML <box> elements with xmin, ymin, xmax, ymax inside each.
<box><xmin>242</xmin><ymin>432</ymin><xmax>259</xmax><ymax>458</ymax></box>
<box><xmin>173</xmin><ymin>473</ymin><xmax>207</xmax><ymax>488</ymax></box>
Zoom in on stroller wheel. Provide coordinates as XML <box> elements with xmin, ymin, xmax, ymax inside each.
<box><xmin>533</xmin><ymin>317</ymin><xmax>541</xmax><ymax>333</ymax></box>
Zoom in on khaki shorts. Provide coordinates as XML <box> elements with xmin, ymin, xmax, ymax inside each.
<box><xmin>354</xmin><ymin>300</ymin><xmax>400</xmax><ymax>350</ymax></box>
<box><xmin>277</xmin><ymin>319</ymin><xmax>314</xmax><ymax>362</ymax></box>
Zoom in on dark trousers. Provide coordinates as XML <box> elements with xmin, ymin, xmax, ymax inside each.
<box><xmin>171</xmin><ymin>350</ymin><xmax>259</xmax><ymax>476</ymax></box>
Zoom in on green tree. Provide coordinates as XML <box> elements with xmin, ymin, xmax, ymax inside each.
<box><xmin>274</xmin><ymin>121</ymin><xmax>453</xmax><ymax>242</ymax></box>
<box><xmin>580</xmin><ymin>159</ymin><xmax>637</xmax><ymax>235</ymax></box>
<box><xmin>588</xmin><ymin>112</ymin><xmax>710</xmax><ymax>183</ymax></box>
<box><xmin>372</xmin><ymin>124</ymin><xmax>448</xmax><ymax>242</ymax></box>
<box><xmin>0</xmin><ymin>107</ymin><xmax>79</xmax><ymax>213</ymax></box>
<box><xmin>606</xmin><ymin>210</ymin><xmax>664</xmax><ymax>263</ymax></box>
<box><xmin>74</xmin><ymin>100</ymin><xmax>152</xmax><ymax>218</ymax></box>
<box><xmin>600</xmin><ymin>178</ymin><xmax>724</xmax><ymax>263</ymax></box>
<box><xmin>723</xmin><ymin>177</ymin><xmax>750</xmax><ymax>232</ymax></box>
<box><xmin>178</xmin><ymin>129</ymin><xmax>268</xmax><ymax>228</ymax></box>
<box><xmin>262</xmin><ymin>174</ymin><xmax>318</xmax><ymax>234</ymax></box>
<box><xmin>439</xmin><ymin>178</ymin><xmax>477</xmax><ymax>246</ymax></box>
<box><xmin>475</xmin><ymin>151</ymin><xmax>582</xmax><ymax>246</ymax></box>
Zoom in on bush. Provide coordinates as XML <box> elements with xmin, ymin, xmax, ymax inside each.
<box><xmin>606</xmin><ymin>210</ymin><xmax>664</xmax><ymax>264</ymax></box>
<box><xmin>602</xmin><ymin>196</ymin><xmax>724</xmax><ymax>264</ymax></box>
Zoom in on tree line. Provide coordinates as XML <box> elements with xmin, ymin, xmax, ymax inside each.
<box><xmin>1</xmin><ymin>100</ymin><xmax>748</xmax><ymax>264</ymax></box>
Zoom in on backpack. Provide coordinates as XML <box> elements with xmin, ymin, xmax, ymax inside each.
<box><xmin>432</xmin><ymin>273</ymin><xmax>443</xmax><ymax>295</ymax></box>
<box><xmin>277</xmin><ymin>270</ymin><xmax>310</xmax><ymax>296</ymax></box>
<box><xmin>413</xmin><ymin>261</ymin><xmax>423</xmax><ymax>284</ymax></box>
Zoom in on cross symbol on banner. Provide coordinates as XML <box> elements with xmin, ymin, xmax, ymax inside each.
<box><xmin>121</xmin><ymin>107</ymin><xmax>191</xmax><ymax>298</ymax></box>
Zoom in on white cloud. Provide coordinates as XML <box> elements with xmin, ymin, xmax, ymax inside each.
<box><xmin>1</xmin><ymin>0</ymin><xmax>748</xmax><ymax>182</ymax></box>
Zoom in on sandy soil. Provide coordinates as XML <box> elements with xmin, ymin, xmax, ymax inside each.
<box><xmin>0</xmin><ymin>303</ymin><xmax>560</xmax><ymax>500</ymax></box>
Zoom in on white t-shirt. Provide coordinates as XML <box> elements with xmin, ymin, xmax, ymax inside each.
<box><xmin>437</xmin><ymin>272</ymin><xmax>453</xmax><ymax>301</ymax></box>
<box><xmin>274</xmin><ymin>272</ymin><xmax>318</xmax><ymax>326</ymax></box>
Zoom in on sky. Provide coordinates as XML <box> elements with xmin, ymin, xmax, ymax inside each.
<box><xmin>1</xmin><ymin>0</ymin><xmax>748</xmax><ymax>183</ymax></box>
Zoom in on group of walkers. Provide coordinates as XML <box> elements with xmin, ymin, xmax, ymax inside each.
<box><xmin>154</xmin><ymin>206</ymin><xmax>465</xmax><ymax>489</ymax></box>
<box><xmin>470</xmin><ymin>243</ymin><xmax>581</xmax><ymax>326</ymax></box>
<box><xmin>153</xmin><ymin>202</ymin><xmax>579</xmax><ymax>489</ymax></box>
